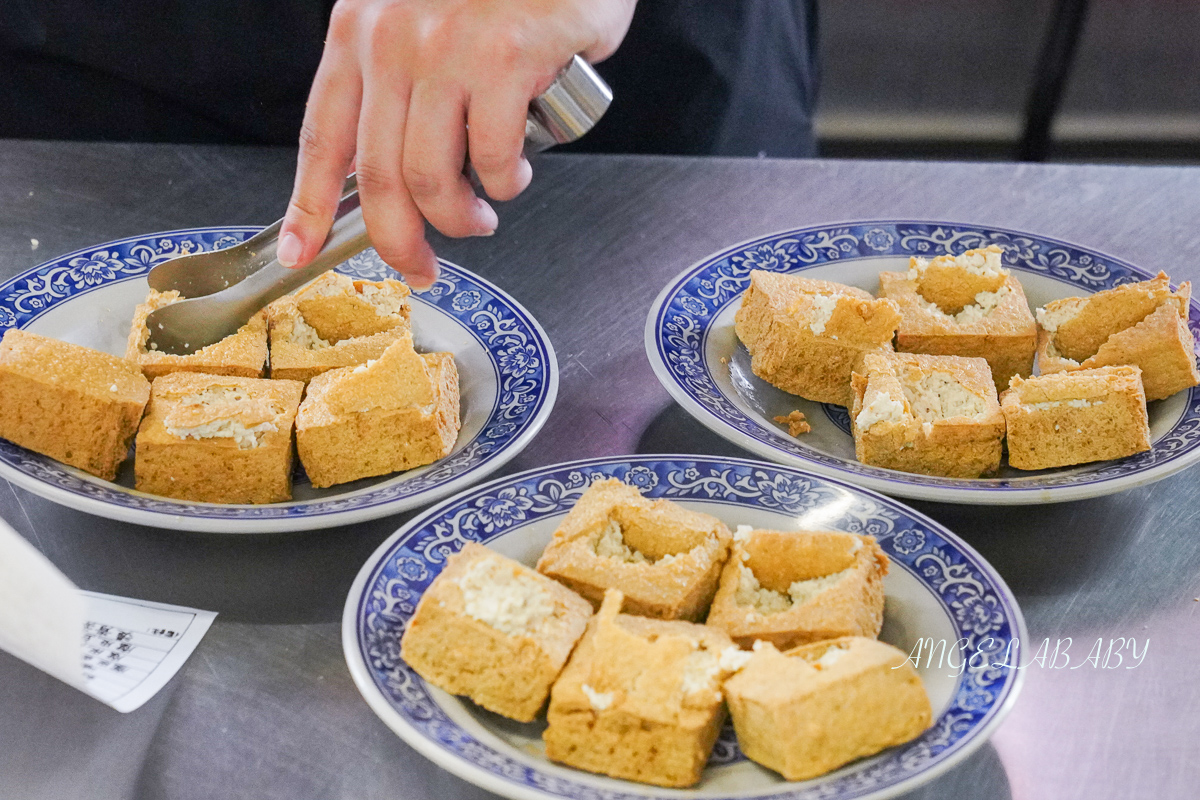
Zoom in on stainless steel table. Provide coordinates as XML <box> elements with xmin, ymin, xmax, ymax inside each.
<box><xmin>0</xmin><ymin>141</ymin><xmax>1197</xmax><ymax>800</ymax></box>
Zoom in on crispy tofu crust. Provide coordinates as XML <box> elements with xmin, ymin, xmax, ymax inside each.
<box><xmin>126</xmin><ymin>289</ymin><xmax>268</xmax><ymax>379</ymax></box>
<box><xmin>294</xmin><ymin>272</ymin><xmax>411</xmax><ymax>343</ymax></box>
<box><xmin>907</xmin><ymin>248</ymin><xmax>1008</xmax><ymax>314</ymax></box>
<box><xmin>734</xmin><ymin>270</ymin><xmax>901</xmax><ymax>406</ymax></box>
<box><xmin>879</xmin><ymin>263</ymin><xmax>1037</xmax><ymax>393</ymax></box>
<box><xmin>724</xmin><ymin>637</ymin><xmax>932</xmax><ymax>781</ymax></box>
<box><xmin>0</xmin><ymin>329</ymin><xmax>150</xmax><ymax>480</ymax></box>
<box><xmin>1043</xmin><ymin>273</ymin><xmax>1178</xmax><ymax>362</ymax></box>
<box><xmin>134</xmin><ymin>372</ymin><xmax>303</xmax><ymax>503</ymax></box>
<box><xmin>267</xmin><ymin>271</ymin><xmax>413</xmax><ymax>383</ymax></box>
<box><xmin>850</xmin><ymin>352</ymin><xmax>1005</xmax><ymax>478</ymax></box>
<box><xmin>295</xmin><ymin>334</ymin><xmax>459</xmax><ymax>487</ymax></box>
<box><xmin>706</xmin><ymin>529</ymin><xmax>888</xmax><ymax>650</ymax></box>
<box><xmin>543</xmin><ymin>590</ymin><xmax>736</xmax><ymax>788</ymax></box>
<box><xmin>400</xmin><ymin>543</ymin><xmax>593</xmax><ymax>722</ymax></box>
<box><xmin>1001</xmin><ymin>366</ymin><xmax>1151</xmax><ymax>470</ymax></box>
<box><xmin>535</xmin><ymin>478</ymin><xmax>732</xmax><ymax>621</ymax></box>
<box><xmin>1035</xmin><ymin>273</ymin><xmax>1200</xmax><ymax>401</ymax></box>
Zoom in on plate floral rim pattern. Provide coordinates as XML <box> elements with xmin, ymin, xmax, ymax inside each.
<box><xmin>0</xmin><ymin>227</ymin><xmax>557</xmax><ymax>528</ymax></box>
<box><xmin>647</xmin><ymin>220</ymin><xmax>1200</xmax><ymax>497</ymax></box>
<box><xmin>344</xmin><ymin>455</ymin><xmax>1027</xmax><ymax>800</ymax></box>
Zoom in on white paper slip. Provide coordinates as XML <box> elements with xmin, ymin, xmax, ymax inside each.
<box><xmin>79</xmin><ymin>592</ymin><xmax>216</xmax><ymax>713</ymax></box>
<box><xmin>0</xmin><ymin>517</ymin><xmax>216</xmax><ymax>713</ymax></box>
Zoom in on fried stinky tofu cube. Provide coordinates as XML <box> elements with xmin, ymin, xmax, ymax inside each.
<box><xmin>295</xmin><ymin>333</ymin><xmax>459</xmax><ymax>487</ymax></box>
<box><xmin>399</xmin><ymin>542</ymin><xmax>593</xmax><ymax>722</ymax></box>
<box><xmin>879</xmin><ymin>245</ymin><xmax>1037</xmax><ymax>391</ymax></box>
<box><xmin>723</xmin><ymin>637</ymin><xmax>932</xmax><ymax>781</ymax></box>
<box><xmin>706</xmin><ymin>528</ymin><xmax>888</xmax><ymax>650</ymax></box>
<box><xmin>535</xmin><ymin>478</ymin><xmax>732</xmax><ymax>621</ymax></box>
<box><xmin>293</xmin><ymin>270</ymin><xmax>410</xmax><ymax>342</ymax></box>
<box><xmin>134</xmin><ymin>372</ymin><xmax>303</xmax><ymax>503</ymax></box>
<box><xmin>0</xmin><ymin>329</ymin><xmax>150</xmax><ymax>479</ymax></box>
<box><xmin>1001</xmin><ymin>365</ymin><xmax>1151</xmax><ymax>470</ymax></box>
<box><xmin>850</xmin><ymin>352</ymin><xmax>1005</xmax><ymax>478</ymax></box>
<box><xmin>734</xmin><ymin>270</ymin><xmax>901</xmax><ymax>406</ymax></box>
<box><xmin>267</xmin><ymin>270</ymin><xmax>413</xmax><ymax>383</ymax></box>
<box><xmin>1035</xmin><ymin>272</ymin><xmax>1200</xmax><ymax>401</ymax></box>
<box><xmin>126</xmin><ymin>289</ymin><xmax>268</xmax><ymax>379</ymax></box>
<box><xmin>543</xmin><ymin>590</ymin><xmax>746</xmax><ymax>788</ymax></box>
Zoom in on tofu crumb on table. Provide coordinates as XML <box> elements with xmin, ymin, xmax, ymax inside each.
<box><xmin>774</xmin><ymin>409</ymin><xmax>811</xmax><ymax>436</ymax></box>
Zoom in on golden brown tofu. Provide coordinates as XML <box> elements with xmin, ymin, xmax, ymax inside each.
<box><xmin>706</xmin><ymin>527</ymin><xmax>888</xmax><ymax>650</ymax></box>
<box><xmin>734</xmin><ymin>270</ymin><xmax>901</xmax><ymax>406</ymax></box>
<box><xmin>543</xmin><ymin>590</ymin><xmax>743</xmax><ymax>788</ymax></box>
<box><xmin>724</xmin><ymin>636</ymin><xmax>932</xmax><ymax>781</ymax></box>
<box><xmin>295</xmin><ymin>333</ymin><xmax>459</xmax><ymax>488</ymax></box>
<box><xmin>400</xmin><ymin>542</ymin><xmax>593</xmax><ymax>722</ymax></box>
<box><xmin>850</xmin><ymin>352</ymin><xmax>1005</xmax><ymax>478</ymax></box>
<box><xmin>126</xmin><ymin>289</ymin><xmax>268</xmax><ymax>379</ymax></box>
<box><xmin>134</xmin><ymin>372</ymin><xmax>303</xmax><ymax>503</ymax></box>
<box><xmin>267</xmin><ymin>270</ymin><xmax>412</xmax><ymax>383</ymax></box>
<box><xmin>1035</xmin><ymin>272</ymin><xmax>1199</xmax><ymax>401</ymax></box>
<box><xmin>0</xmin><ymin>329</ymin><xmax>150</xmax><ymax>480</ymax></box>
<box><xmin>879</xmin><ymin>245</ymin><xmax>1037</xmax><ymax>392</ymax></box>
<box><xmin>536</xmin><ymin>478</ymin><xmax>732</xmax><ymax>621</ymax></box>
<box><xmin>1001</xmin><ymin>365</ymin><xmax>1151</xmax><ymax>470</ymax></box>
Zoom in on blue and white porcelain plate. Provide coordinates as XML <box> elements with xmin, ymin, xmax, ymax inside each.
<box><xmin>343</xmin><ymin>456</ymin><xmax>1026</xmax><ymax>800</ymax></box>
<box><xmin>645</xmin><ymin>221</ymin><xmax>1200</xmax><ymax>504</ymax></box>
<box><xmin>0</xmin><ymin>227</ymin><xmax>557</xmax><ymax>532</ymax></box>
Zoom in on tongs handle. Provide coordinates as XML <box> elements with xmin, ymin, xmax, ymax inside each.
<box><xmin>232</xmin><ymin>177</ymin><xmax>368</xmax><ymax>307</ymax></box>
<box><xmin>143</xmin><ymin>183</ymin><xmax>367</xmax><ymax>355</ymax></box>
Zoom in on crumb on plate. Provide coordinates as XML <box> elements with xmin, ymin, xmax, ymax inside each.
<box><xmin>774</xmin><ymin>410</ymin><xmax>811</xmax><ymax>437</ymax></box>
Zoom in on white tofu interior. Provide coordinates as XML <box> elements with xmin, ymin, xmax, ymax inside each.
<box><xmin>289</xmin><ymin>315</ymin><xmax>333</xmax><ymax>349</ymax></box>
<box><xmin>734</xmin><ymin>563</ymin><xmax>853</xmax><ymax>616</ymax></box>
<box><xmin>455</xmin><ymin>556</ymin><xmax>556</xmax><ymax>637</ymax></box>
<box><xmin>591</xmin><ymin>517</ymin><xmax>713</xmax><ymax>565</ymax></box>
<box><xmin>900</xmin><ymin>371</ymin><xmax>986</xmax><ymax>421</ymax></box>
<box><xmin>163</xmin><ymin>386</ymin><xmax>281</xmax><ymax>448</ymax></box>
<box><xmin>808</xmin><ymin>293</ymin><xmax>841</xmax><ymax>335</ymax></box>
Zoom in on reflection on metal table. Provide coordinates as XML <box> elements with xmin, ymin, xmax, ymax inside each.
<box><xmin>0</xmin><ymin>141</ymin><xmax>1196</xmax><ymax>800</ymax></box>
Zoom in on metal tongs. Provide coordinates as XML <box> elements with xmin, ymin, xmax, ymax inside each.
<box><xmin>145</xmin><ymin>55</ymin><xmax>612</xmax><ymax>355</ymax></box>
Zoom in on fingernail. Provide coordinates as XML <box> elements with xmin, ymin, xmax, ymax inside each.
<box><xmin>404</xmin><ymin>246</ymin><xmax>440</xmax><ymax>291</ymax></box>
<box><xmin>277</xmin><ymin>232</ymin><xmax>302</xmax><ymax>268</ymax></box>
<box><xmin>517</xmin><ymin>156</ymin><xmax>533</xmax><ymax>190</ymax></box>
<box><xmin>408</xmin><ymin>270</ymin><xmax>437</xmax><ymax>291</ymax></box>
<box><xmin>476</xmin><ymin>199</ymin><xmax>498</xmax><ymax>236</ymax></box>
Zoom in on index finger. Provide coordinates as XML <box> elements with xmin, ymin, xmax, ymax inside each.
<box><xmin>278</xmin><ymin>47</ymin><xmax>362</xmax><ymax>268</ymax></box>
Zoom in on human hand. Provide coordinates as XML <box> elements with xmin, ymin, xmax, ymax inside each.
<box><xmin>276</xmin><ymin>0</ymin><xmax>636</xmax><ymax>288</ymax></box>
